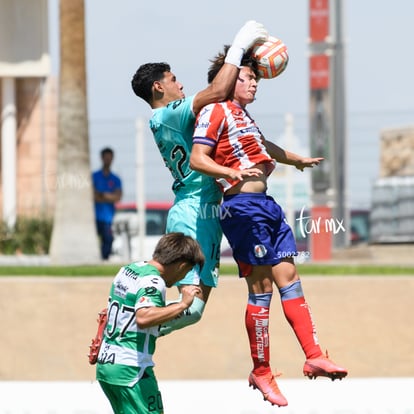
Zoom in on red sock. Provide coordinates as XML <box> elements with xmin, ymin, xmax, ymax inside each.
<box><xmin>281</xmin><ymin>296</ymin><xmax>322</xmax><ymax>359</ymax></box>
<box><xmin>245</xmin><ymin>302</ymin><xmax>271</xmax><ymax>375</ymax></box>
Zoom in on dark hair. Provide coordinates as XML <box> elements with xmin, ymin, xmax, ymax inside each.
<box><xmin>101</xmin><ymin>147</ymin><xmax>114</xmax><ymax>157</ymax></box>
<box><xmin>131</xmin><ymin>62</ymin><xmax>171</xmax><ymax>104</ymax></box>
<box><xmin>152</xmin><ymin>232</ymin><xmax>205</xmax><ymax>270</ymax></box>
<box><xmin>207</xmin><ymin>45</ymin><xmax>259</xmax><ymax>84</ymax></box>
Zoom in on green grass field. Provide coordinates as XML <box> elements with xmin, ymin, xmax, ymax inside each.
<box><xmin>0</xmin><ymin>263</ymin><xmax>413</xmax><ymax>276</ymax></box>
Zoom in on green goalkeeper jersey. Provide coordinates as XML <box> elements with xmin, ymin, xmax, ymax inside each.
<box><xmin>96</xmin><ymin>262</ymin><xmax>165</xmax><ymax>387</ymax></box>
<box><xmin>150</xmin><ymin>96</ymin><xmax>222</xmax><ymax>203</ymax></box>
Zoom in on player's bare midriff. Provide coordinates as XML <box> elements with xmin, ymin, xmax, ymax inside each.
<box><xmin>225</xmin><ymin>162</ymin><xmax>268</xmax><ymax>195</ymax></box>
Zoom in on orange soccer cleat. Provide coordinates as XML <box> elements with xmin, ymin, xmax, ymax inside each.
<box><xmin>88</xmin><ymin>308</ymin><xmax>108</xmax><ymax>365</ymax></box>
<box><xmin>303</xmin><ymin>350</ymin><xmax>348</xmax><ymax>381</ymax></box>
<box><xmin>248</xmin><ymin>371</ymin><xmax>288</xmax><ymax>407</ymax></box>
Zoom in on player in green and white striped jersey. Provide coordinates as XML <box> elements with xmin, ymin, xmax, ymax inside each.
<box><xmin>96</xmin><ymin>232</ymin><xmax>204</xmax><ymax>414</ymax></box>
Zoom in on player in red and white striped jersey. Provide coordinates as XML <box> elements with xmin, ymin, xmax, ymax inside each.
<box><xmin>190</xmin><ymin>48</ymin><xmax>347</xmax><ymax>407</ymax></box>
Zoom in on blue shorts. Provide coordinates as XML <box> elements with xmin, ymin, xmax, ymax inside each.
<box><xmin>220</xmin><ymin>192</ymin><xmax>297</xmax><ymax>277</ymax></box>
<box><xmin>166</xmin><ymin>199</ymin><xmax>222</xmax><ymax>287</ymax></box>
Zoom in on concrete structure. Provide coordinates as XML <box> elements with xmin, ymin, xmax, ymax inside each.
<box><xmin>370</xmin><ymin>126</ymin><xmax>414</xmax><ymax>243</ymax></box>
<box><xmin>379</xmin><ymin>125</ymin><xmax>414</xmax><ymax>178</ymax></box>
<box><xmin>0</xmin><ymin>77</ymin><xmax>58</xmax><ymax>219</ymax></box>
<box><xmin>0</xmin><ymin>0</ymin><xmax>56</xmax><ymax>224</ymax></box>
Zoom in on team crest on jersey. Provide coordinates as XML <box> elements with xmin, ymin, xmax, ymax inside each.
<box><xmin>254</xmin><ymin>244</ymin><xmax>267</xmax><ymax>258</ymax></box>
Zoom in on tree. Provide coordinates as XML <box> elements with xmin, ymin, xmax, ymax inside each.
<box><xmin>49</xmin><ymin>0</ymin><xmax>100</xmax><ymax>264</ymax></box>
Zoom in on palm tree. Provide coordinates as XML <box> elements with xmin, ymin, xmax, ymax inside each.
<box><xmin>49</xmin><ymin>0</ymin><xmax>100</xmax><ymax>264</ymax></box>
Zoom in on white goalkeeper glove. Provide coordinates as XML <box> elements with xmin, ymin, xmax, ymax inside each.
<box><xmin>225</xmin><ymin>20</ymin><xmax>268</xmax><ymax>67</ymax></box>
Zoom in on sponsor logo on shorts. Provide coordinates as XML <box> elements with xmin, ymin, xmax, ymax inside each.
<box><xmin>254</xmin><ymin>244</ymin><xmax>267</xmax><ymax>258</ymax></box>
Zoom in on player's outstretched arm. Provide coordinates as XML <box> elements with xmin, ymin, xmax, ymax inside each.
<box><xmin>264</xmin><ymin>138</ymin><xmax>324</xmax><ymax>171</ymax></box>
<box><xmin>193</xmin><ymin>21</ymin><xmax>268</xmax><ymax>115</ymax></box>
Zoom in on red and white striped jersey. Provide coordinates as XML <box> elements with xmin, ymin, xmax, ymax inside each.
<box><xmin>193</xmin><ymin>100</ymin><xmax>275</xmax><ymax>192</ymax></box>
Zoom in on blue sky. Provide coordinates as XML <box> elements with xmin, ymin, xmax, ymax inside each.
<box><xmin>48</xmin><ymin>0</ymin><xmax>414</xmax><ymax>208</ymax></box>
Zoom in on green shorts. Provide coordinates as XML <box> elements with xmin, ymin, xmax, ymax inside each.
<box><xmin>99</xmin><ymin>367</ymin><xmax>163</xmax><ymax>414</ymax></box>
<box><xmin>166</xmin><ymin>199</ymin><xmax>222</xmax><ymax>287</ymax></box>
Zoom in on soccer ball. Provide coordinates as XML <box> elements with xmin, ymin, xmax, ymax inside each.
<box><xmin>251</xmin><ymin>36</ymin><xmax>289</xmax><ymax>79</ymax></box>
